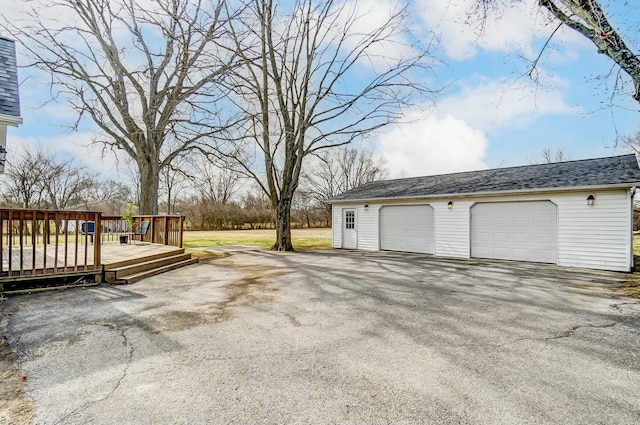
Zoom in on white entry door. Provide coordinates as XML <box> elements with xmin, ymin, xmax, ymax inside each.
<box><xmin>342</xmin><ymin>209</ymin><xmax>357</xmax><ymax>249</ymax></box>
<box><xmin>470</xmin><ymin>201</ymin><xmax>557</xmax><ymax>263</ymax></box>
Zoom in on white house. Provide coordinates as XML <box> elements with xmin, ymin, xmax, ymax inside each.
<box><xmin>329</xmin><ymin>154</ymin><xmax>640</xmax><ymax>272</ymax></box>
<box><xmin>0</xmin><ymin>36</ymin><xmax>22</xmax><ymax>172</ymax></box>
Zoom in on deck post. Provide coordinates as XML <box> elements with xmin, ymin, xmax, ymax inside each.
<box><xmin>94</xmin><ymin>212</ymin><xmax>102</xmax><ymax>272</ymax></box>
<box><xmin>163</xmin><ymin>215</ymin><xmax>169</xmax><ymax>245</ymax></box>
<box><xmin>179</xmin><ymin>216</ymin><xmax>184</xmax><ymax>248</ymax></box>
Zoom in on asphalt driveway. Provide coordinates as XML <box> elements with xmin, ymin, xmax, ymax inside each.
<box><xmin>2</xmin><ymin>249</ymin><xmax>640</xmax><ymax>424</ymax></box>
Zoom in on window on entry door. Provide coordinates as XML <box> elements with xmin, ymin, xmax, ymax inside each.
<box><xmin>345</xmin><ymin>210</ymin><xmax>355</xmax><ymax>229</ymax></box>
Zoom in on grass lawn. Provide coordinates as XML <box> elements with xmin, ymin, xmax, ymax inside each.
<box><xmin>183</xmin><ymin>228</ymin><xmax>332</xmax><ymax>250</ymax></box>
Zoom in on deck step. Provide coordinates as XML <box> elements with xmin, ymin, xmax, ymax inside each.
<box><xmin>105</xmin><ymin>253</ymin><xmax>198</xmax><ymax>284</ymax></box>
<box><xmin>104</xmin><ymin>248</ymin><xmax>186</xmax><ymax>270</ymax></box>
<box><xmin>112</xmin><ymin>258</ymin><xmax>200</xmax><ymax>284</ymax></box>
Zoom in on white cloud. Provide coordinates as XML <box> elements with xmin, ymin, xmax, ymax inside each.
<box><xmin>7</xmin><ymin>132</ymin><xmax>124</xmax><ymax>179</ymax></box>
<box><xmin>332</xmin><ymin>0</ymin><xmax>420</xmax><ymax>70</ymax></box>
<box><xmin>374</xmin><ymin>73</ymin><xmax>578</xmax><ymax>178</ymax></box>
<box><xmin>376</xmin><ymin>112</ymin><xmax>488</xmax><ymax>178</ymax></box>
<box><xmin>438</xmin><ymin>77</ymin><xmax>578</xmax><ymax>132</ymax></box>
<box><xmin>416</xmin><ymin>0</ymin><xmax>587</xmax><ymax>61</ymax></box>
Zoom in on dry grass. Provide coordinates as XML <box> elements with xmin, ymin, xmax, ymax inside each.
<box><xmin>183</xmin><ymin>228</ymin><xmax>332</xmax><ymax>250</ymax></box>
<box><xmin>621</xmin><ymin>284</ymin><xmax>640</xmax><ymax>298</ymax></box>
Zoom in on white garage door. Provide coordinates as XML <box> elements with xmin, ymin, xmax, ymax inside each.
<box><xmin>380</xmin><ymin>205</ymin><xmax>434</xmax><ymax>254</ymax></box>
<box><xmin>471</xmin><ymin>201</ymin><xmax>557</xmax><ymax>263</ymax></box>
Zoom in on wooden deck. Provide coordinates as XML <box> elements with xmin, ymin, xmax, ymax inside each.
<box><xmin>1</xmin><ymin>241</ymin><xmax>184</xmax><ymax>279</ymax></box>
<box><xmin>101</xmin><ymin>242</ymin><xmax>185</xmax><ymax>267</ymax></box>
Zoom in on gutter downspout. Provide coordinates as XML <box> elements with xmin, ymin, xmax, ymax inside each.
<box><xmin>631</xmin><ymin>187</ymin><xmax>637</xmax><ymax>272</ymax></box>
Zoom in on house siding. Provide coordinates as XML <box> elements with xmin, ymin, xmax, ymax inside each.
<box><xmin>356</xmin><ymin>204</ymin><xmax>380</xmax><ymax>251</ymax></box>
<box><xmin>332</xmin><ymin>205</ymin><xmax>342</xmax><ymax>248</ymax></box>
<box><xmin>331</xmin><ymin>188</ymin><xmax>633</xmax><ymax>272</ymax></box>
<box><xmin>433</xmin><ymin>200</ymin><xmax>472</xmax><ymax>258</ymax></box>
<box><xmin>554</xmin><ymin>190</ymin><xmax>631</xmax><ymax>272</ymax></box>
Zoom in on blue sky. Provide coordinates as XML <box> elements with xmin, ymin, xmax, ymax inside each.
<box><xmin>4</xmin><ymin>0</ymin><xmax>640</xmax><ymax>180</ymax></box>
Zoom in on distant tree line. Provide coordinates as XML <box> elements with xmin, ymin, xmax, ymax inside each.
<box><xmin>0</xmin><ymin>145</ymin><xmax>387</xmax><ymax>231</ymax></box>
<box><xmin>163</xmin><ymin>147</ymin><xmax>387</xmax><ymax>230</ymax></box>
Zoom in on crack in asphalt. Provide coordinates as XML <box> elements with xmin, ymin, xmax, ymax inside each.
<box><xmin>611</xmin><ymin>302</ymin><xmax>640</xmax><ymax>313</ymax></box>
<box><xmin>53</xmin><ymin>327</ymin><xmax>134</xmax><ymax>425</ymax></box>
<box><xmin>448</xmin><ymin>323</ymin><xmax>619</xmax><ymax>349</ymax></box>
<box><xmin>285</xmin><ymin>313</ymin><xmax>302</xmax><ymax>327</ymax></box>
<box><xmin>545</xmin><ymin>323</ymin><xmax>617</xmax><ymax>343</ymax></box>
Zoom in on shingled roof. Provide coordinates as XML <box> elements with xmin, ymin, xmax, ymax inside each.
<box><xmin>329</xmin><ymin>154</ymin><xmax>640</xmax><ymax>202</ymax></box>
<box><xmin>0</xmin><ymin>36</ymin><xmax>20</xmax><ymax>119</ymax></box>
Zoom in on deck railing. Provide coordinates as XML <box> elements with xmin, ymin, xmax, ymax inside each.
<box><xmin>0</xmin><ymin>209</ymin><xmax>185</xmax><ymax>281</ymax></box>
<box><xmin>0</xmin><ymin>209</ymin><xmax>102</xmax><ymax>279</ymax></box>
<box><xmin>100</xmin><ymin>215</ymin><xmax>184</xmax><ymax>247</ymax></box>
<box><xmin>133</xmin><ymin>215</ymin><xmax>184</xmax><ymax>247</ymax></box>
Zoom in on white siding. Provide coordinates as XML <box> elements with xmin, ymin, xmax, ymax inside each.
<box><xmin>332</xmin><ymin>205</ymin><xmax>342</xmax><ymax>248</ymax></box>
<box><xmin>554</xmin><ymin>190</ymin><xmax>631</xmax><ymax>272</ymax></box>
<box><xmin>332</xmin><ymin>188</ymin><xmax>633</xmax><ymax>271</ymax></box>
<box><xmin>332</xmin><ymin>204</ymin><xmax>380</xmax><ymax>250</ymax></box>
<box><xmin>357</xmin><ymin>204</ymin><xmax>380</xmax><ymax>251</ymax></box>
<box><xmin>433</xmin><ymin>200</ymin><xmax>472</xmax><ymax>258</ymax></box>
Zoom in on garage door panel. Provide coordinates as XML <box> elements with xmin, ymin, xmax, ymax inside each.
<box><xmin>535</xmin><ymin>233</ymin><xmax>554</xmax><ymax>243</ymax></box>
<box><xmin>512</xmin><ymin>248</ymin><xmax>530</xmax><ymax>259</ymax></box>
<box><xmin>471</xmin><ymin>201</ymin><xmax>557</xmax><ymax>264</ymax></box>
<box><xmin>494</xmin><ymin>232</ymin><xmax>509</xmax><ymax>242</ymax></box>
<box><xmin>494</xmin><ymin>218</ymin><xmax>510</xmax><ymax>227</ymax></box>
<box><xmin>535</xmin><ymin>217</ymin><xmax>554</xmax><ymax>227</ymax></box>
<box><xmin>380</xmin><ymin>205</ymin><xmax>434</xmax><ymax>254</ymax></box>
<box><xmin>475</xmin><ymin>232</ymin><xmax>491</xmax><ymax>242</ymax></box>
<box><xmin>513</xmin><ymin>232</ymin><xmax>530</xmax><ymax>243</ymax></box>
<box><xmin>534</xmin><ymin>250</ymin><xmax>555</xmax><ymax>263</ymax></box>
<box><xmin>513</xmin><ymin>218</ymin><xmax>529</xmax><ymax>227</ymax></box>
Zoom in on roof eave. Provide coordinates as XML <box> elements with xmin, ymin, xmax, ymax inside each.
<box><xmin>0</xmin><ymin>113</ymin><xmax>22</xmax><ymax>127</ymax></box>
<box><xmin>327</xmin><ymin>182</ymin><xmax>640</xmax><ymax>204</ymax></box>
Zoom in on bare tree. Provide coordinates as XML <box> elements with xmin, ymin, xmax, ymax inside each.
<box><xmin>541</xmin><ymin>147</ymin><xmax>573</xmax><ymax>163</ymax></box>
<box><xmin>0</xmin><ymin>149</ymin><xmax>48</xmax><ymax>208</ymax></box>
<box><xmin>0</xmin><ymin>146</ymin><xmax>96</xmax><ymax>209</ymax></box>
<box><xmin>83</xmin><ymin>179</ymin><xmax>132</xmax><ymax>215</ymax></box>
<box><xmin>121</xmin><ymin>160</ymin><xmax>141</xmax><ymax>207</ymax></box>
<box><xmin>214</xmin><ymin>0</ymin><xmax>436</xmax><ymax>250</ymax></box>
<box><xmin>476</xmin><ymin>1</ymin><xmax>640</xmax><ymax>106</ymax></box>
<box><xmin>191</xmin><ymin>158</ymin><xmax>241</xmax><ymax>205</ymax></box>
<box><xmin>159</xmin><ymin>155</ymin><xmax>191</xmax><ymax>214</ymax></box>
<box><xmin>302</xmin><ymin>147</ymin><xmax>388</xmax><ymax>213</ymax></box>
<box><xmin>42</xmin><ymin>157</ymin><xmax>97</xmax><ymax>210</ymax></box>
<box><xmin>3</xmin><ymin>0</ymin><xmax>239</xmax><ymax>214</ymax></box>
<box><xmin>529</xmin><ymin>147</ymin><xmax>574</xmax><ymax>164</ymax></box>
<box><xmin>622</xmin><ymin>131</ymin><xmax>640</xmax><ymax>155</ymax></box>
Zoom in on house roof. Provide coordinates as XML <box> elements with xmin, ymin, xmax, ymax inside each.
<box><xmin>329</xmin><ymin>154</ymin><xmax>640</xmax><ymax>203</ymax></box>
<box><xmin>0</xmin><ymin>36</ymin><xmax>20</xmax><ymax>119</ymax></box>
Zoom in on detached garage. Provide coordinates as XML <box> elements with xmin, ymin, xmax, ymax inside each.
<box><xmin>329</xmin><ymin>154</ymin><xmax>640</xmax><ymax>272</ymax></box>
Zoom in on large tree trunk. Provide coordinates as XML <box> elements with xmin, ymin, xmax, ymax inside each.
<box><xmin>272</xmin><ymin>197</ymin><xmax>293</xmax><ymax>251</ymax></box>
<box><xmin>139</xmin><ymin>160</ymin><xmax>159</xmax><ymax>215</ymax></box>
